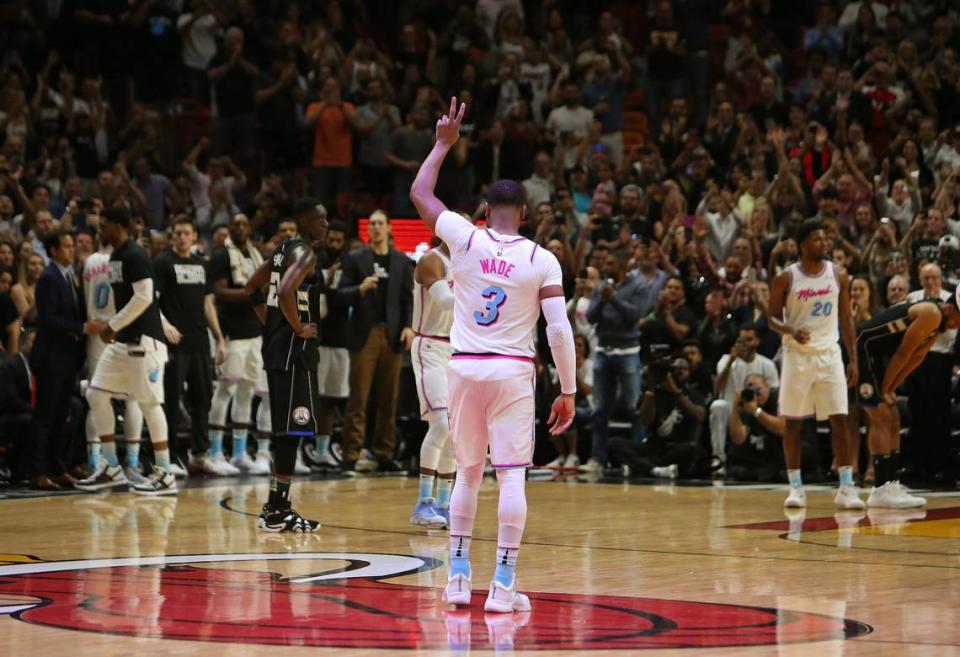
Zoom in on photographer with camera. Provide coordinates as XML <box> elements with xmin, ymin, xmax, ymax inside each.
<box><xmin>708</xmin><ymin>324</ymin><xmax>779</xmax><ymax>476</ymax></box>
<box><xmin>581</xmin><ymin>252</ymin><xmax>647</xmax><ymax>474</ymax></box>
<box><xmin>611</xmin><ymin>354</ymin><xmax>706</xmax><ymax>479</ymax></box>
<box><xmin>727</xmin><ymin>374</ymin><xmax>787</xmax><ymax>482</ymax></box>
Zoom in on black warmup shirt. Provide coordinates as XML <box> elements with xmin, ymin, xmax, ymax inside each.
<box><xmin>109</xmin><ymin>238</ymin><xmax>164</xmax><ymax>343</ymax></box>
<box><xmin>262</xmin><ymin>238</ymin><xmax>321</xmax><ymax>371</ymax></box>
<box><xmin>372</xmin><ymin>252</ymin><xmax>390</xmax><ymax>323</ymax></box>
<box><xmin>208</xmin><ymin>246</ymin><xmax>263</xmax><ymax>340</ymax></box>
<box><xmin>154</xmin><ymin>250</ymin><xmax>211</xmax><ymax>349</ymax></box>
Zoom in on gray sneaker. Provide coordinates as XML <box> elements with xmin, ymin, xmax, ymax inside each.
<box><xmin>131</xmin><ymin>466</ymin><xmax>178</xmax><ymax>496</ymax></box>
<box><xmin>124</xmin><ymin>466</ymin><xmax>152</xmax><ymax>487</ymax></box>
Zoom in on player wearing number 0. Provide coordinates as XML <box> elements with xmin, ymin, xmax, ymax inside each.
<box><xmin>411</xmin><ymin>97</ymin><xmax>576</xmax><ymax>613</ymax></box>
<box><xmin>244</xmin><ymin>199</ymin><xmax>328</xmax><ymax>532</ymax></box>
<box><xmin>767</xmin><ymin>221</ymin><xmax>863</xmax><ymax>510</ymax></box>
<box><xmin>80</xmin><ymin>239</ymin><xmax>145</xmax><ymax>485</ymax></box>
<box><xmin>409</xmin><ymin>241</ymin><xmax>455</xmax><ymax>528</ymax></box>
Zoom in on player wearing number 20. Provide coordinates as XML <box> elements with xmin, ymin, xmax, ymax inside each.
<box><xmin>410</xmin><ymin>97</ymin><xmax>577</xmax><ymax>614</ymax></box>
<box><xmin>768</xmin><ymin>221</ymin><xmax>863</xmax><ymax>511</ymax></box>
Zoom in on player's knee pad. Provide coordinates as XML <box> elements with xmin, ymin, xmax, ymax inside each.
<box><xmin>273</xmin><ymin>435</ymin><xmax>300</xmax><ymax>476</ymax></box>
<box><xmin>496</xmin><ymin>467</ymin><xmax>526</xmax><ymax>490</ymax></box>
<box><xmin>231</xmin><ymin>381</ymin><xmax>255</xmax><ymax>425</ymax></box>
<box><xmin>85</xmin><ymin>387</ymin><xmax>116</xmax><ymax>437</ymax></box>
<box><xmin>140</xmin><ymin>403</ymin><xmax>168</xmax><ymax>444</ymax></box>
<box><xmin>456</xmin><ymin>463</ymin><xmax>484</xmax><ymax>490</ymax></box>
<box><xmin>123</xmin><ymin>401</ymin><xmax>143</xmax><ymax>442</ymax></box>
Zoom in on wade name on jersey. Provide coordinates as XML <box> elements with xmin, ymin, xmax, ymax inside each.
<box><xmin>479</xmin><ymin>258</ymin><xmax>516</xmax><ymax>278</ymax></box>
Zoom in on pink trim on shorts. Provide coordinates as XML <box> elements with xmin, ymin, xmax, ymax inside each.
<box><xmin>451</xmin><ymin>353</ymin><xmax>534</xmax><ymax>363</ymax></box>
<box><xmin>417</xmin><ymin>333</ymin><xmax>450</xmax><ymax>342</ymax></box>
<box><xmin>89</xmin><ymin>384</ymin><xmax>128</xmax><ymax>397</ymax></box>
<box><xmin>491</xmin><ymin>462</ymin><xmax>532</xmax><ymax>469</ymax></box>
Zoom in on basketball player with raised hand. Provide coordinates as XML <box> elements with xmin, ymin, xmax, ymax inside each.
<box><xmin>409</xmin><ymin>240</ymin><xmax>455</xmax><ymax>528</ymax></box>
<box><xmin>768</xmin><ymin>221</ymin><xmax>863</xmax><ymax>510</ymax></box>
<box><xmin>854</xmin><ymin>292</ymin><xmax>960</xmax><ymax>507</ymax></box>
<box><xmin>411</xmin><ymin>98</ymin><xmax>576</xmax><ymax>613</ymax></box>
<box><xmin>245</xmin><ymin>199</ymin><xmax>328</xmax><ymax>532</ymax></box>
<box><xmin>77</xmin><ymin>207</ymin><xmax>175</xmax><ymax>495</ymax></box>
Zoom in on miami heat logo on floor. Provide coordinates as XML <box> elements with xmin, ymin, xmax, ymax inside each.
<box><xmin>0</xmin><ymin>552</ymin><xmax>871</xmax><ymax>650</ymax></box>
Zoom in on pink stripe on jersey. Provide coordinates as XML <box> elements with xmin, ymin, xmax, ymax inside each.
<box><xmin>530</xmin><ymin>243</ymin><xmax>538</xmax><ymax>262</ymax></box>
<box><xmin>483</xmin><ymin>229</ymin><xmax>525</xmax><ymax>244</ymax></box>
<box><xmin>465</xmin><ymin>230</ymin><xmax>476</xmax><ymax>253</ymax></box>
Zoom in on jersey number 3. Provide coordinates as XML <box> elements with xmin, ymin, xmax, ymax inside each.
<box><xmin>266</xmin><ymin>272</ymin><xmax>280</xmax><ymax>307</ymax></box>
<box><xmin>474</xmin><ymin>285</ymin><xmax>507</xmax><ymax>326</ymax></box>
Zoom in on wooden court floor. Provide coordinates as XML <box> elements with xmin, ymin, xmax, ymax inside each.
<box><xmin>1</xmin><ymin>475</ymin><xmax>959</xmax><ymax>656</ymax></box>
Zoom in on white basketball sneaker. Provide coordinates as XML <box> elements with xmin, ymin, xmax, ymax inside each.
<box><xmin>230</xmin><ymin>452</ymin><xmax>259</xmax><ymax>473</ymax></box>
<box><xmin>209</xmin><ymin>453</ymin><xmax>241</xmax><ymax>475</ymax></box>
<box><xmin>484</xmin><ymin>578</ymin><xmax>531</xmax><ymax>613</ymax></box>
<box><xmin>251</xmin><ymin>451</ymin><xmax>272</xmax><ymax>475</ymax></box>
<box><xmin>867</xmin><ymin>481</ymin><xmax>925</xmax><ymax>508</ymax></box>
<box><xmin>443</xmin><ymin>573</ymin><xmax>473</xmax><ymax>606</ymax></box>
<box><xmin>784</xmin><ymin>486</ymin><xmax>807</xmax><ymax>508</ymax></box>
<box><xmin>833</xmin><ymin>485</ymin><xmax>866</xmax><ymax>510</ymax></box>
<box><xmin>562</xmin><ymin>454</ymin><xmax>580</xmax><ymax>470</ymax></box>
<box><xmin>294</xmin><ymin>451</ymin><xmax>311</xmax><ymax>475</ymax></box>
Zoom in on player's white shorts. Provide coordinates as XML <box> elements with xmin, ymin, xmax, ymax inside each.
<box><xmin>411</xmin><ymin>336</ymin><xmax>452</xmax><ymax>417</ymax></box>
<box><xmin>219</xmin><ymin>337</ymin><xmax>263</xmax><ymax>383</ymax></box>
<box><xmin>778</xmin><ymin>343</ymin><xmax>848</xmax><ymax>420</ymax></box>
<box><xmin>317</xmin><ymin>345</ymin><xmax>350</xmax><ymax>399</ymax></box>
<box><xmin>86</xmin><ymin>337</ymin><xmax>106</xmax><ymax>380</ymax></box>
<box><xmin>448</xmin><ymin>359</ymin><xmax>536</xmax><ymax>469</ymax></box>
<box><xmin>90</xmin><ymin>336</ymin><xmax>168</xmax><ymax>404</ymax></box>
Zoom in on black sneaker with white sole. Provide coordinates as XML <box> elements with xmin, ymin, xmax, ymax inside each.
<box><xmin>257</xmin><ymin>506</ymin><xmax>320</xmax><ymax>533</ymax></box>
<box><xmin>131</xmin><ymin>467</ymin><xmax>178</xmax><ymax>496</ymax></box>
<box><xmin>75</xmin><ymin>464</ymin><xmax>129</xmax><ymax>491</ymax></box>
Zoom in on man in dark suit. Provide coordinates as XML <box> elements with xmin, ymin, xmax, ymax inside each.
<box><xmin>0</xmin><ymin>328</ymin><xmax>34</xmax><ymax>483</ymax></box>
<box><xmin>337</xmin><ymin>210</ymin><xmax>414</xmax><ymax>474</ymax></box>
<box><xmin>31</xmin><ymin>230</ymin><xmax>104</xmax><ymax>490</ymax></box>
<box><xmin>471</xmin><ymin>120</ymin><xmax>525</xmax><ymax>194</ymax></box>
<box><xmin>817</xmin><ymin>67</ymin><xmax>872</xmax><ymax>133</ymax></box>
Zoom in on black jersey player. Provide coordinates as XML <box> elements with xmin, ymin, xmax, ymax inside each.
<box><xmin>245</xmin><ymin>199</ymin><xmax>328</xmax><ymax>531</ymax></box>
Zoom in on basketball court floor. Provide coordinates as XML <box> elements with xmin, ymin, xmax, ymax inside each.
<box><xmin>1</xmin><ymin>475</ymin><xmax>958</xmax><ymax>656</ymax></box>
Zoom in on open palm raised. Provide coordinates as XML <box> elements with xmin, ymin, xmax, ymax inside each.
<box><xmin>436</xmin><ymin>96</ymin><xmax>466</xmax><ymax>147</ymax></box>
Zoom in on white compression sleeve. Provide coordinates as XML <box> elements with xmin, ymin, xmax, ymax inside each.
<box><xmin>109</xmin><ymin>278</ymin><xmax>154</xmax><ymax>332</ymax></box>
<box><xmin>428</xmin><ymin>280</ymin><xmax>454</xmax><ymax>309</ymax></box>
<box><xmin>540</xmin><ymin>295</ymin><xmax>577</xmax><ymax>395</ymax></box>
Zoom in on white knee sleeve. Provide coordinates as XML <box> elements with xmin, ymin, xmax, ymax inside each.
<box><xmin>420</xmin><ymin>410</ymin><xmax>451</xmax><ymax>472</ymax></box>
<box><xmin>449</xmin><ymin>463</ymin><xmax>484</xmax><ymax>537</ymax></box>
<box><xmin>141</xmin><ymin>402</ymin><xmax>168</xmax><ymax>445</ymax></box>
<box><xmin>256</xmin><ymin>396</ymin><xmax>272</xmax><ymax>434</ymax></box>
<box><xmin>496</xmin><ymin>468</ymin><xmax>527</xmax><ymax>549</ymax></box>
<box><xmin>86</xmin><ymin>387</ymin><xmax>116</xmax><ymax>438</ymax></box>
<box><xmin>123</xmin><ymin>401</ymin><xmax>143</xmax><ymax>443</ymax></box>
<box><xmin>209</xmin><ymin>380</ymin><xmax>236</xmax><ymax>426</ymax></box>
<box><xmin>231</xmin><ymin>380</ymin><xmax>255</xmax><ymax>426</ymax></box>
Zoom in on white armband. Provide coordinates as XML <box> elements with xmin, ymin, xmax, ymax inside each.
<box><xmin>428</xmin><ymin>279</ymin><xmax>454</xmax><ymax>309</ymax></box>
<box><xmin>541</xmin><ymin>295</ymin><xmax>576</xmax><ymax>395</ymax></box>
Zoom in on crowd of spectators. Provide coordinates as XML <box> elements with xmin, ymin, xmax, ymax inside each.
<box><xmin>1</xmin><ymin>0</ymin><xmax>960</xmax><ymax>489</ymax></box>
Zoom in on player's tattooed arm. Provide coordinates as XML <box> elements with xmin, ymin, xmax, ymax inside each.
<box><xmin>244</xmin><ymin>259</ymin><xmax>272</xmax><ymax>325</ymax></box>
<box><xmin>278</xmin><ymin>245</ymin><xmax>318</xmax><ymax>338</ymax></box>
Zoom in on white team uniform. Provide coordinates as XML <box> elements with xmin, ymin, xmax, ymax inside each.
<box><xmin>221</xmin><ymin>337</ymin><xmax>264</xmax><ymax>385</ymax></box>
<box><xmin>317</xmin><ymin>264</ymin><xmax>350</xmax><ymax>398</ymax></box>
<box><xmin>779</xmin><ymin>260</ymin><xmax>848</xmax><ymax>420</ymax></box>
<box><xmin>435</xmin><ymin>211</ymin><xmax>563</xmax><ymax>468</ymax></box>
<box><xmin>82</xmin><ymin>251</ymin><xmax>114</xmax><ymax>378</ymax></box>
<box><xmin>411</xmin><ymin>247</ymin><xmax>454</xmax><ymax>417</ymax></box>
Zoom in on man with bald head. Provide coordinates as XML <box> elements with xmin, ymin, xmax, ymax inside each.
<box><xmin>904</xmin><ymin>263</ymin><xmax>957</xmax><ymax>485</ymax></box>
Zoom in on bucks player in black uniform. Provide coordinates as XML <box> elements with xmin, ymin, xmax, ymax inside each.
<box><xmin>856</xmin><ymin>295</ymin><xmax>960</xmax><ymax>508</ymax></box>
<box><xmin>246</xmin><ymin>199</ymin><xmax>328</xmax><ymax>531</ymax></box>
<box><xmin>78</xmin><ymin>206</ymin><xmax>175</xmax><ymax>495</ymax></box>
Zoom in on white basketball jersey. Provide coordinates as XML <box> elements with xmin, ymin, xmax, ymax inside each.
<box><xmin>435</xmin><ymin>211</ymin><xmax>562</xmax><ymax>360</ymax></box>
<box><xmin>412</xmin><ymin>247</ymin><xmax>453</xmax><ymax>338</ymax></box>
<box><xmin>83</xmin><ymin>251</ymin><xmax>115</xmax><ymax>321</ymax></box>
<box><xmin>783</xmin><ymin>260</ymin><xmax>840</xmax><ymax>352</ymax></box>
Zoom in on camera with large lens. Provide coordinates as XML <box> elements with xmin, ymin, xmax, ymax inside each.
<box><xmin>740</xmin><ymin>385</ymin><xmax>757</xmax><ymax>403</ymax></box>
<box><xmin>647</xmin><ymin>343</ymin><xmax>674</xmax><ymax>385</ymax></box>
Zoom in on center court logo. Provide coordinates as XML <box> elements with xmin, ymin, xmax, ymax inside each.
<box><xmin>0</xmin><ymin>552</ymin><xmax>870</xmax><ymax>650</ymax></box>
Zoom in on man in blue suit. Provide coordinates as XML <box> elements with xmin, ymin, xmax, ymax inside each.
<box><xmin>31</xmin><ymin>230</ymin><xmax>104</xmax><ymax>490</ymax></box>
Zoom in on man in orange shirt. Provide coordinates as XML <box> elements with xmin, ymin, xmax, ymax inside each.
<box><xmin>306</xmin><ymin>77</ymin><xmax>361</xmax><ymax>212</ymax></box>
